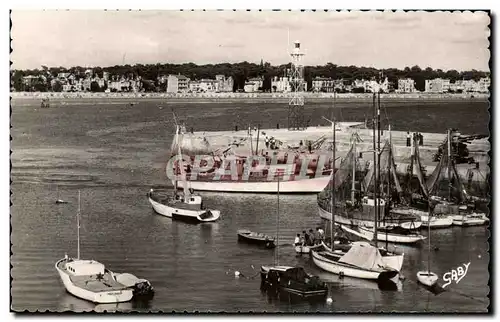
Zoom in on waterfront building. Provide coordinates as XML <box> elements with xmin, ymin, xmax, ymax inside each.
<box><xmin>425</xmin><ymin>78</ymin><xmax>451</xmax><ymax>93</ymax></box>
<box><xmin>215</xmin><ymin>75</ymin><xmax>234</xmax><ymax>92</ymax></box>
<box><xmin>167</xmin><ymin>74</ymin><xmax>190</xmax><ymax>93</ymax></box>
<box><xmin>478</xmin><ymin>77</ymin><xmax>490</xmax><ymax>93</ymax></box>
<box><xmin>244</xmin><ymin>77</ymin><xmax>264</xmax><ymax>93</ymax></box>
<box><xmin>397</xmin><ymin>78</ymin><xmax>416</xmax><ymax>93</ymax></box>
<box><xmin>271</xmin><ymin>76</ymin><xmax>291</xmax><ymax>93</ymax></box>
<box><xmin>312</xmin><ymin>77</ymin><xmax>335</xmax><ymax>92</ymax></box>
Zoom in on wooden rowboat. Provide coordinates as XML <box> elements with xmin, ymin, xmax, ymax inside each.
<box><xmin>237</xmin><ymin>229</ymin><xmax>275</xmax><ymax>248</ymax></box>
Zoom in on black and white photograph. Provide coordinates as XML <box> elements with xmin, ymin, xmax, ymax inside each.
<box><xmin>8</xmin><ymin>7</ymin><xmax>492</xmax><ymax>314</ymax></box>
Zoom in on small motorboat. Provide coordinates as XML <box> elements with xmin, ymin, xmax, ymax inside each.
<box><xmin>295</xmin><ymin>244</ymin><xmax>322</xmax><ymax>254</ymax></box>
<box><xmin>56</xmin><ymin>199</ymin><xmax>68</xmax><ymax>204</ymax></box>
<box><xmin>420</xmin><ymin>214</ymin><xmax>453</xmax><ymax>228</ymax></box>
<box><xmin>260</xmin><ymin>265</ymin><xmax>328</xmax><ymax>300</ymax></box>
<box><xmin>451</xmin><ymin>212</ymin><xmax>488</xmax><ymax>226</ymax></box>
<box><xmin>56</xmin><ymin>191</ymin><xmax>154</xmax><ymax>304</ymax></box>
<box><xmin>237</xmin><ymin>229</ymin><xmax>275</xmax><ymax>248</ymax></box>
<box><xmin>416</xmin><ymin>271</ymin><xmax>439</xmax><ymax>287</ymax></box>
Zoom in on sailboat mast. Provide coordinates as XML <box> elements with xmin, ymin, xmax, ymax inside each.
<box><xmin>372</xmin><ymin>93</ymin><xmax>378</xmax><ymax>248</ymax></box>
<box><xmin>377</xmin><ymin>91</ymin><xmax>382</xmax><ymax>249</ymax></box>
<box><xmin>331</xmin><ymin>119</ymin><xmax>336</xmax><ymax>251</ymax></box>
<box><xmin>77</xmin><ymin>190</ymin><xmax>81</xmax><ymax>260</ymax></box>
<box><xmin>427</xmin><ymin>199</ymin><xmax>431</xmax><ymax>273</ymax></box>
<box><xmin>276</xmin><ymin>176</ymin><xmax>280</xmax><ymax>266</ymax></box>
<box><xmin>351</xmin><ymin>135</ymin><xmax>356</xmax><ymax>204</ymax></box>
<box><xmin>386</xmin><ymin>123</ymin><xmax>391</xmax><ymax>250</ymax></box>
<box><xmin>177</xmin><ymin>128</ymin><xmax>190</xmax><ymax>199</ymax></box>
<box><xmin>447</xmin><ymin>129</ymin><xmax>452</xmax><ymax>201</ymax></box>
<box><xmin>255</xmin><ymin>124</ymin><xmax>260</xmax><ymax>155</ymax></box>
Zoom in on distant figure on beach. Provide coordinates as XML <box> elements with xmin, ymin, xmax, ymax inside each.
<box><xmin>406</xmin><ymin>131</ymin><xmax>411</xmax><ymax>147</ymax></box>
<box><xmin>308</xmin><ymin>141</ymin><xmax>312</xmax><ymax>153</ymax></box>
<box><xmin>419</xmin><ymin>133</ymin><xmax>424</xmax><ymax>146</ymax></box>
<box><xmin>265</xmin><ymin>136</ymin><xmax>269</xmax><ymax>149</ymax></box>
<box><xmin>299</xmin><ymin>140</ymin><xmax>303</xmax><ymax>148</ymax></box>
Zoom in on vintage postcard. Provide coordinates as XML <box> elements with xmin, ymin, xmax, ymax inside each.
<box><xmin>9</xmin><ymin>9</ymin><xmax>491</xmax><ymax>313</ymax></box>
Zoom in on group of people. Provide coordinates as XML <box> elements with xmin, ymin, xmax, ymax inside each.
<box><xmin>265</xmin><ymin>136</ymin><xmax>281</xmax><ymax>150</ymax></box>
<box><xmin>406</xmin><ymin>131</ymin><xmax>424</xmax><ymax>147</ymax></box>
<box><xmin>294</xmin><ymin>227</ymin><xmax>325</xmax><ymax>247</ymax></box>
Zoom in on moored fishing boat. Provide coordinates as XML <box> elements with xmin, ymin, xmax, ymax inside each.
<box><xmin>260</xmin><ymin>265</ymin><xmax>328</xmax><ymax>300</ymax></box>
<box><xmin>148</xmin><ymin>121</ymin><xmax>221</xmax><ymax>223</ymax></box>
<box><xmin>311</xmin><ymin>241</ymin><xmax>399</xmax><ymax>281</ymax></box>
<box><xmin>451</xmin><ymin>213</ymin><xmax>487</xmax><ymax>226</ymax></box>
<box><xmin>341</xmin><ymin>224</ymin><xmax>426</xmax><ymax>244</ymax></box>
<box><xmin>56</xmin><ymin>191</ymin><xmax>153</xmax><ymax>304</ymax></box>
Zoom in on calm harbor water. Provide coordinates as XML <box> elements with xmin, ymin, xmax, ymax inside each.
<box><xmin>11</xmin><ymin>98</ymin><xmax>490</xmax><ymax>312</ymax></box>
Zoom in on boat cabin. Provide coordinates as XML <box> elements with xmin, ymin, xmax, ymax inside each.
<box><xmin>65</xmin><ymin>260</ymin><xmax>105</xmax><ymax>276</ymax></box>
<box><xmin>177</xmin><ymin>194</ymin><xmax>202</xmax><ymax>205</ymax></box>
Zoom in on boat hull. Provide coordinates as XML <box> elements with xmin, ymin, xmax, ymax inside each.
<box><xmin>416</xmin><ymin>271</ymin><xmax>439</xmax><ymax>287</ymax></box>
<box><xmin>149</xmin><ymin>197</ymin><xmax>220</xmax><ymax>222</ymax></box>
<box><xmin>171</xmin><ymin>176</ymin><xmax>331</xmax><ymax>194</ymax></box>
<box><xmin>55</xmin><ymin>259</ymin><xmax>133</xmax><ymax>304</ymax></box>
<box><xmin>356</xmin><ymin>226</ymin><xmax>426</xmax><ymax>244</ymax></box>
<box><xmin>451</xmin><ymin>214</ymin><xmax>487</xmax><ymax>226</ymax></box>
<box><xmin>237</xmin><ymin>231</ymin><xmax>275</xmax><ymax>248</ymax></box>
<box><xmin>311</xmin><ymin>251</ymin><xmax>390</xmax><ymax>280</ymax></box>
<box><xmin>319</xmin><ymin>240</ymin><xmax>404</xmax><ymax>272</ymax></box>
<box><xmin>318</xmin><ymin>206</ymin><xmax>420</xmax><ymax>230</ymax></box>
<box><xmin>420</xmin><ymin>215</ymin><xmax>453</xmax><ymax>228</ymax></box>
<box><xmin>294</xmin><ymin>244</ymin><xmax>321</xmax><ymax>254</ymax></box>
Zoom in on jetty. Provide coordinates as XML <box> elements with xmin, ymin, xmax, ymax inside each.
<box><xmin>177</xmin><ymin>123</ymin><xmax>490</xmax><ymax>185</ymax></box>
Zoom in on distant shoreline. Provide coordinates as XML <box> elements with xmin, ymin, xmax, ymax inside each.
<box><xmin>10</xmin><ymin>91</ymin><xmax>489</xmax><ymax>103</ymax></box>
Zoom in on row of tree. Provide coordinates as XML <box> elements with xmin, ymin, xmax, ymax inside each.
<box><xmin>11</xmin><ymin>62</ymin><xmax>490</xmax><ymax>92</ymax></box>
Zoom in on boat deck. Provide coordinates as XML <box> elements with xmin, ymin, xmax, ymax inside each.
<box><xmin>57</xmin><ymin>260</ymin><xmax>129</xmax><ymax>293</ymax></box>
<box><xmin>70</xmin><ymin>275</ymin><xmax>128</xmax><ymax>293</ymax></box>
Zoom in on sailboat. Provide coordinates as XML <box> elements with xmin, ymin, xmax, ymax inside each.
<box><xmin>55</xmin><ymin>191</ymin><xmax>154</xmax><ymax>304</ymax></box>
<box><xmin>353</xmin><ymin>125</ymin><xmax>425</xmax><ymax>245</ymax></box>
<box><xmin>148</xmin><ymin>124</ymin><xmax>221</xmax><ymax>223</ymax></box>
<box><xmin>389</xmin><ymin>132</ymin><xmax>453</xmax><ymax>228</ymax></box>
<box><xmin>416</xmin><ymin>205</ymin><xmax>439</xmax><ymax>287</ymax></box>
<box><xmin>311</xmin><ymin>115</ymin><xmax>403</xmax><ymax>280</ymax></box>
<box><xmin>260</xmin><ymin>178</ymin><xmax>328</xmax><ymax>300</ymax></box>
<box><xmin>426</xmin><ymin>129</ymin><xmax>487</xmax><ymax>227</ymax></box>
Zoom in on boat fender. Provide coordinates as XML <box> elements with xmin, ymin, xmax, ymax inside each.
<box><xmin>338</xmin><ymin>271</ymin><xmax>345</xmax><ymax>279</ymax></box>
<box><xmin>189</xmin><ymin>188</ymin><xmax>194</xmax><ymax>194</ymax></box>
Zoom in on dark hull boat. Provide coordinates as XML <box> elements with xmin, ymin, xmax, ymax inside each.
<box><xmin>260</xmin><ymin>265</ymin><xmax>328</xmax><ymax>300</ymax></box>
<box><xmin>237</xmin><ymin>229</ymin><xmax>275</xmax><ymax>248</ymax></box>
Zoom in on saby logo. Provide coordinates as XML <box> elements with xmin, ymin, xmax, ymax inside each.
<box><xmin>442</xmin><ymin>262</ymin><xmax>471</xmax><ymax>288</ymax></box>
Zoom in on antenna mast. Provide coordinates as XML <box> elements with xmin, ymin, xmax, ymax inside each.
<box><xmin>288</xmin><ymin>39</ymin><xmax>306</xmax><ymax>130</ymax></box>
<box><xmin>77</xmin><ymin>190</ymin><xmax>81</xmax><ymax>260</ymax></box>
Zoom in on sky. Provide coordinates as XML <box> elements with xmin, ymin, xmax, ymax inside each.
<box><xmin>10</xmin><ymin>10</ymin><xmax>490</xmax><ymax>71</ymax></box>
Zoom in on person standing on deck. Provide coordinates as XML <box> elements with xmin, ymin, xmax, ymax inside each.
<box><xmin>294</xmin><ymin>234</ymin><xmax>301</xmax><ymax>246</ymax></box>
<box><xmin>309</xmin><ymin>229</ymin><xmax>315</xmax><ymax>246</ymax></box>
<box><xmin>308</xmin><ymin>141</ymin><xmax>312</xmax><ymax>153</ymax></box>
<box><xmin>318</xmin><ymin>226</ymin><xmax>325</xmax><ymax>240</ymax></box>
<box><xmin>406</xmin><ymin>131</ymin><xmax>411</xmax><ymax>147</ymax></box>
<box><xmin>303</xmin><ymin>230</ymin><xmax>310</xmax><ymax>246</ymax></box>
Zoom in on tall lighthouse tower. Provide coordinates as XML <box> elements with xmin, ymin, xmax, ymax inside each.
<box><xmin>288</xmin><ymin>40</ymin><xmax>306</xmax><ymax>130</ymax></box>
